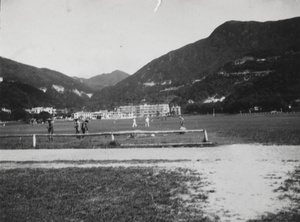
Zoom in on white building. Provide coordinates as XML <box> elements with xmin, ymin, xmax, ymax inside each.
<box><xmin>73</xmin><ymin>111</ymin><xmax>94</xmax><ymax>120</ymax></box>
<box><xmin>1</xmin><ymin>108</ymin><xmax>11</xmax><ymax>113</ymax></box>
<box><xmin>92</xmin><ymin>110</ymin><xmax>108</xmax><ymax>119</ymax></box>
<box><xmin>27</xmin><ymin>107</ymin><xmax>56</xmax><ymax>115</ymax></box>
<box><xmin>170</xmin><ymin>106</ymin><xmax>181</xmax><ymax>116</ymax></box>
<box><xmin>117</xmin><ymin>104</ymin><xmax>170</xmax><ymax>117</ymax></box>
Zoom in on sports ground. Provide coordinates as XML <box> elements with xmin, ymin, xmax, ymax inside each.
<box><xmin>1</xmin><ymin>114</ymin><xmax>300</xmax><ymax>221</ymax></box>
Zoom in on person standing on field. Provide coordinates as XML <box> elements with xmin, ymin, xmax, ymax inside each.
<box><xmin>179</xmin><ymin>115</ymin><xmax>185</xmax><ymax>129</ymax></box>
<box><xmin>145</xmin><ymin>116</ymin><xmax>150</xmax><ymax>127</ymax></box>
<box><xmin>81</xmin><ymin>119</ymin><xmax>89</xmax><ymax>138</ymax></box>
<box><xmin>46</xmin><ymin>118</ymin><xmax>54</xmax><ymax>142</ymax></box>
<box><xmin>74</xmin><ymin>119</ymin><xmax>80</xmax><ymax>133</ymax></box>
<box><xmin>74</xmin><ymin>119</ymin><xmax>81</xmax><ymax>139</ymax></box>
<box><xmin>132</xmin><ymin>117</ymin><xmax>137</xmax><ymax>127</ymax></box>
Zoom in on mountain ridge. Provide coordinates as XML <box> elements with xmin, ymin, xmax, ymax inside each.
<box><xmin>0</xmin><ymin>57</ymin><xmax>129</xmax><ymax>110</ymax></box>
<box><xmin>74</xmin><ymin>70</ymin><xmax>130</xmax><ymax>91</ymax></box>
<box><xmin>90</xmin><ymin>17</ymin><xmax>300</xmax><ymax>112</ymax></box>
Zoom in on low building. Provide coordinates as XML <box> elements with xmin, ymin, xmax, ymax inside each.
<box><xmin>26</xmin><ymin>107</ymin><xmax>56</xmax><ymax>115</ymax></box>
<box><xmin>170</xmin><ymin>106</ymin><xmax>181</xmax><ymax>116</ymax></box>
<box><xmin>1</xmin><ymin>108</ymin><xmax>11</xmax><ymax>113</ymax></box>
<box><xmin>73</xmin><ymin>111</ymin><xmax>94</xmax><ymax>120</ymax></box>
<box><xmin>92</xmin><ymin>110</ymin><xmax>108</xmax><ymax>119</ymax></box>
<box><xmin>102</xmin><ymin>111</ymin><xmax>133</xmax><ymax>119</ymax></box>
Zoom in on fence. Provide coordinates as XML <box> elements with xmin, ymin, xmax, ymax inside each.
<box><xmin>0</xmin><ymin>129</ymin><xmax>211</xmax><ymax>149</ymax></box>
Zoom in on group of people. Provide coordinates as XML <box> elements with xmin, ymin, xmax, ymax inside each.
<box><xmin>132</xmin><ymin>116</ymin><xmax>150</xmax><ymax>128</ymax></box>
<box><xmin>132</xmin><ymin>115</ymin><xmax>185</xmax><ymax>128</ymax></box>
<box><xmin>45</xmin><ymin>115</ymin><xmax>184</xmax><ymax>142</ymax></box>
<box><xmin>45</xmin><ymin>118</ymin><xmax>89</xmax><ymax>142</ymax></box>
<box><xmin>74</xmin><ymin>118</ymin><xmax>89</xmax><ymax>138</ymax></box>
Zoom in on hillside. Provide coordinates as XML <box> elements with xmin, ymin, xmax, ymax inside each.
<box><xmin>0</xmin><ymin>81</ymin><xmax>55</xmax><ymax>109</ymax></box>
<box><xmin>90</xmin><ymin>17</ymin><xmax>300</xmax><ymax>112</ymax></box>
<box><xmin>0</xmin><ymin>57</ymin><xmax>93</xmax><ymax>110</ymax></box>
<box><xmin>75</xmin><ymin>70</ymin><xmax>130</xmax><ymax>91</ymax></box>
<box><xmin>185</xmin><ymin>52</ymin><xmax>300</xmax><ymax>113</ymax></box>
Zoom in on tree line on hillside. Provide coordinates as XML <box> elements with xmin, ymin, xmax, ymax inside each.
<box><xmin>0</xmin><ymin>110</ymin><xmax>74</xmax><ymax>123</ymax></box>
<box><xmin>0</xmin><ymin>110</ymin><xmax>50</xmax><ymax>122</ymax></box>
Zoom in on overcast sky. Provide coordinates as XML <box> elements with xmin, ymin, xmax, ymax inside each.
<box><xmin>1</xmin><ymin>0</ymin><xmax>299</xmax><ymax>78</ymax></box>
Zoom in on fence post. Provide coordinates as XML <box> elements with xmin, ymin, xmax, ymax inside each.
<box><xmin>33</xmin><ymin>134</ymin><xmax>36</xmax><ymax>148</ymax></box>
<box><xmin>203</xmin><ymin>130</ymin><xmax>208</xmax><ymax>142</ymax></box>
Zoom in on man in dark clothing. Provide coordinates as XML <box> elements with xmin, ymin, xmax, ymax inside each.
<box><xmin>46</xmin><ymin>118</ymin><xmax>54</xmax><ymax>142</ymax></box>
<box><xmin>179</xmin><ymin>116</ymin><xmax>185</xmax><ymax>127</ymax></box>
<box><xmin>81</xmin><ymin>119</ymin><xmax>89</xmax><ymax>138</ymax></box>
<box><xmin>74</xmin><ymin>119</ymin><xmax>81</xmax><ymax>139</ymax></box>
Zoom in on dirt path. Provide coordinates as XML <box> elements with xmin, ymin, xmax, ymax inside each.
<box><xmin>1</xmin><ymin>144</ymin><xmax>299</xmax><ymax>221</ymax></box>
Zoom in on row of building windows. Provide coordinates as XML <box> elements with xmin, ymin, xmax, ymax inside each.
<box><xmin>117</xmin><ymin>104</ymin><xmax>171</xmax><ymax>117</ymax></box>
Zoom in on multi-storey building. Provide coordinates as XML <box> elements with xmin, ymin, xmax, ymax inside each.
<box><xmin>117</xmin><ymin>104</ymin><xmax>170</xmax><ymax>117</ymax></box>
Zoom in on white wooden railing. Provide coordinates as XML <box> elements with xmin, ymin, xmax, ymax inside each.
<box><xmin>0</xmin><ymin>129</ymin><xmax>210</xmax><ymax>148</ymax></box>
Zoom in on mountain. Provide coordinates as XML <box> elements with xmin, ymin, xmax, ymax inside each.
<box><xmin>75</xmin><ymin>70</ymin><xmax>130</xmax><ymax>91</ymax></box>
<box><xmin>90</xmin><ymin>17</ymin><xmax>300</xmax><ymax>113</ymax></box>
<box><xmin>0</xmin><ymin>57</ymin><xmax>94</xmax><ymax>110</ymax></box>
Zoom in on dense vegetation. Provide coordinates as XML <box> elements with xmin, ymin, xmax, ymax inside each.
<box><xmin>0</xmin><ymin>57</ymin><xmax>92</xmax><ymax>110</ymax></box>
<box><xmin>184</xmin><ymin>53</ymin><xmax>300</xmax><ymax>113</ymax></box>
<box><xmin>0</xmin><ymin>82</ymin><xmax>56</xmax><ymax>110</ymax></box>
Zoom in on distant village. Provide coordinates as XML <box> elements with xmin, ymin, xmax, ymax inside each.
<box><xmin>1</xmin><ymin>104</ymin><xmax>182</xmax><ymax>123</ymax></box>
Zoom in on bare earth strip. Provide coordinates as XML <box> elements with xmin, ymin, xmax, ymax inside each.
<box><xmin>1</xmin><ymin>144</ymin><xmax>300</xmax><ymax>221</ymax></box>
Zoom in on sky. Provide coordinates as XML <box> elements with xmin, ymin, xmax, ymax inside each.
<box><xmin>1</xmin><ymin>0</ymin><xmax>299</xmax><ymax>78</ymax></box>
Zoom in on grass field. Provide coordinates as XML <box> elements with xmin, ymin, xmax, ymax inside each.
<box><xmin>0</xmin><ymin>166</ymin><xmax>212</xmax><ymax>222</ymax></box>
<box><xmin>0</xmin><ymin>114</ymin><xmax>300</xmax><ymax>148</ymax></box>
<box><xmin>1</xmin><ymin>114</ymin><xmax>300</xmax><ymax>221</ymax></box>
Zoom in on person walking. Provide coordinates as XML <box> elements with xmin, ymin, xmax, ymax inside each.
<box><xmin>179</xmin><ymin>115</ymin><xmax>185</xmax><ymax>129</ymax></box>
<box><xmin>46</xmin><ymin>118</ymin><xmax>54</xmax><ymax>142</ymax></box>
<box><xmin>81</xmin><ymin>119</ymin><xmax>89</xmax><ymax>138</ymax></box>
<box><xmin>132</xmin><ymin>117</ymin><xmax>137</xmax><ymax>127</ymax></box>
<box><xmin>74</xmin><ymin>119</ymin><xmax>80</xmax><ymax>133</ymax></box>
<box><xmin>74</xmin><ymin>119</ymin><xmax>81</xmax><ymax>139</ymax></box>
<box><xmin>145</xmin><ymin>116</ymin><xmax>150</xmax><ymax>127</ymax></box>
